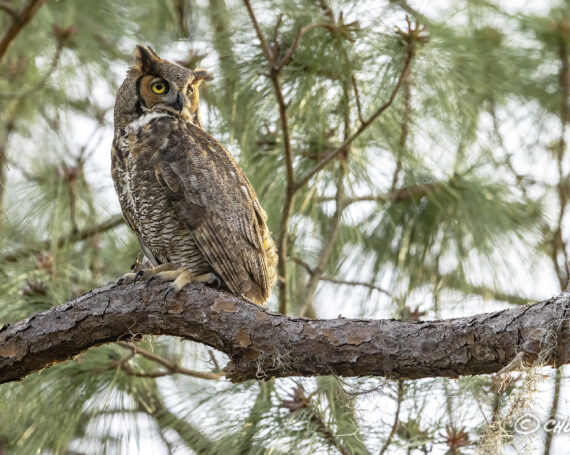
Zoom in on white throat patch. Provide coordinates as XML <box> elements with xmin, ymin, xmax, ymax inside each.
<box><xmin>126</xmin><ymin>112</ymin><xmax>170</xmax><ymax>134</ymax></box>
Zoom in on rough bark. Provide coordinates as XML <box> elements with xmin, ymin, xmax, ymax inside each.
<box><xmin>0</xmin><ymin>281</ymin><xmax>568</xmax><ymax>384</ymax></box>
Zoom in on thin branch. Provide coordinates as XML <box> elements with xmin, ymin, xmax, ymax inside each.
<box><xmin>208</xmin><ymin>349</ymin><xmax>221</xmax><ymax>371</ymax></box>
<box><xmin>277</xmin><ymin>22</ymin><xmax>342</xmax><ymax>71</ymax></box>
<box><xmin>298</xmin><ymin>170</ymin><xmax>345</xmax><ymax>317</ymax></box>
<box><xmin>0</xmin><ymin>0</ymin><xmax>16</xmax><ymax>17</ymax></box>
<box><xmin>116</xmin><ymin>341</ymin><xmax>222</xmax><ymax>380</ymax></box>
<box><xmin>321</xmin><ymin>277</ymin><xmax>398</xmax><ymax>301</ymax></box>
<box><xmin>295</xmin><ymin>259</ymin><xmax>396</xmax><ymax>301</ymax></box>
<box><xmin>295</xmin><ymin>2</ymin><xmax>357</xmax><ymax>317</ymax></box>
<box><xmin>243</xmin><ymin>0</ymin><xmax>297</xmax><ymax>314</ymax></box>
<box><xmin>310</xmin><ymin>406</ymin><xmax>353</xmax><ymax>455</ymax></box>
<box><xmin>388</xmin><ymin>0</ymin><xmax>428</xmax><ymax>22</ymax></box>
<box><xmin>242</xmin><ymin>0</ymin><xmax>273</xmax><ymax>64</ymax></box>
<box><xmin>268</xmin><ymin>68</ymin><xmax>294</xmax><ymax>316</ymax></box>
<box><xmin>390</xmin><ymin>77</ymin><xmax>412</xmax><ymax>191</ymax></box>
<box><xmin>132</xmin><ymin>380</ymin><xmax>215</xmax><ymax>453</ymax></box>
<box><xmin>351</xmin><ymin>75</ymin><xmax>365</xmax><ymax>124</ymax></box>
<box><xmin>379</xmin><ymin>381</ymin><xmax>404</xmax><ymax>455</ymax></box>
<box><xmin>276</xmin><ymin>191</ymin><xmax>294</xmax><ymax>315</ymax></box>
<box><xmin>439</xmin><ymin>273</ymin><xmax>533</xmax><ymax>306</ymax></box>
<box><xmin>271</xmin><ymin>13</ymin><xmax>283</xmax><ymax>46</ymax></box>
<box><xmin>298</xmin><ymin>85</ymin><xmax>348</xmax><ymax>317</ymax></box>
<box><xmin>1</xmin><ymin>281</ymin><xmax>569</xmax><ymax>384</ymax></box>
<box><xmin>293</xmin><ymin>256</ymin><xmax>399</xmax><ymax>303</ymax></box>
<box><xmin>317</xmin><ymin>181</ymin><xmax>446</xmax><ymax>206</ymax></box>
<box><xmin>0</xmin><ymin>39</ymin><xmax>64</xmax><ymax>100</ymax></box>
<box><xmin>543</xmin><ymin>368</ymin><xmax>562</xmax><ymax>455</ymax></box>
<box><xmin>553</xmin><ymin>26</ymin><xmax>570</xmax><ymax>289</ymax></box>
<box><xmin>0</xmin><ymin>0</ymin><xmax>49</xmax><ymax>62</ymax></box>
<box><xmin>1</xmin><ymin>213</ymin><xmax>124</xmax><ymax>262</ymax></box>
<box><xmin>295</xmin><ymin>49</ymin><xmax>414</xmax><ymax>190</ymax></box>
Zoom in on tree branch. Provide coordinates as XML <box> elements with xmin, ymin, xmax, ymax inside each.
<box><xmin>243</xmin><ymin>0</ymin><xmax>297</xmax><ymax>314</ymax></box>
<box><xmin>0</xmin><ymin>281</ymin><xmax>569</xmax><ymax>384</ymax></box>
<box><xmin>114</xmin><ymin>341</ymin><xmax>222</xmax><ymax>380</ymax></box>
<box><xmin>0</xmin><ymin>0</ymin><xmax>49</xmax><ymax>62</ymax></box>
<box><xmin>0</xmin><ymin>37</ymin><xmax>64</xmax><ymax>100</ymax></box>
<box><xmin>1</xmin><ymin>213</ymin><xmax>124</xmax><ymax>262</ymax></box>
<box><xmin>317</xmin><ymin>181</ymin><xmax>446</xmax><ymax>206</ymax></box>
<box><xmin>293</xmin><ymin>256</ymin><xmax>399</xmax><ymax>302</ymax></box>
<box><xmin>242</xmin><ymin>0</ymin><xmax>273</xmax><ymax>64</ymax></box>
<box><xmin>0</xmin><ymin>0</ymin><xmax>16</xmax><ymax>17</ymax></box>
<box><xmin>295</xmin><ymin>48</ymin><xmax>414</xmax><ymax>190</ymax></box>
<box><xmin>277</xmin><ymin>22</ymin><xmax>342</xmax><ymax>71</ymax></box>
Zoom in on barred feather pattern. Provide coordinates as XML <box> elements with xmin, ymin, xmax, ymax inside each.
<box><xmin>111</xmin><ymin>111</ymin><xmax>277</xmax><ymax>305</ymax></box>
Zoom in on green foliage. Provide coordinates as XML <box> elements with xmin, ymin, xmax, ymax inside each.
<box><xmin>0</xmin><ymin>0</ymin><xmax>568</xmax><ymax>453</ymax></box>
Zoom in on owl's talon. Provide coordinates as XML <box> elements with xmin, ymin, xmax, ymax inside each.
<box><xmin>133</xmin><ymin>270</ymin><xmax>145</xmax><ymax>284</ymax></box>
<box><xmin>116</xmin><ymin>272</ymin><xmax>136</xmax><ymax>285</ymax></box>
<box><xmin>164</xmin><ymin>285</ymin><xmax>176</xmax><ymax>301</ymax></box>
<box><xmin>145</xmin><ymin>275</ymin><xmax>157</xmax><ymax>289</ymax></box>
<box><xmin>208</xmin><ymin>275</ymin><xmax>221</xmax><ymax>289</ymax></box>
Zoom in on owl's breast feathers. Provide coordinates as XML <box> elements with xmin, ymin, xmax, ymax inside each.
<box><xmin>112</xmin><ymin>113</ymin><xmax>277</xmax><ymax>305</ymax></box>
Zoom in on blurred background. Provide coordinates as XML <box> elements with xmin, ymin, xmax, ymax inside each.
<box><xmin>0</xmin><ymin>0</ymin><xmax>569</xmax><ymax>453</ymax></box>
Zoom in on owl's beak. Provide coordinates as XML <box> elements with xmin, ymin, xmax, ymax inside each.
<box><xmin>169</xmin><ymin>92</ymin><xmax>185</xmax><ymax>112</ymax></box>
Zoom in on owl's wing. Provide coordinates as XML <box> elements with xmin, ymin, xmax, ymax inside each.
<box><xmin>154</xmin><ymin>120</ymin><xmax>271</xmax><ymax>304</ymax></box>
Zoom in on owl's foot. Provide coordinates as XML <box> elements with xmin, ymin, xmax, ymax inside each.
<box><xmin>161</xmin><ymin>269</ymin><xmax>221</xmax><ymax>300</ymax></box>
<box><xmin>115</xmin><ymin>263</ymin><xmax>176</xmax><ymax>285</ymax></box>
<box><xmin>116</xmin><ymin>265</ymin><xmax>220</xmax><ymax>297</ymax></box>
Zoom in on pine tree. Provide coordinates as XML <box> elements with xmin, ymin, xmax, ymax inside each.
<box><xmin>0</xmin><ymin>0</ymin><xmax>569</xmax><ymax>454</ymax></box>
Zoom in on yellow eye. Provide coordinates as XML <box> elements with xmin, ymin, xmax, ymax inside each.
<box><xmin>151</xmin><ymin>80</ymin><xmax>168</xmax><ymax>95</ymax></box>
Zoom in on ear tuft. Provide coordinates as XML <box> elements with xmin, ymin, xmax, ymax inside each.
<box><xmin>193</xmin><ymin>69</ymin><xmax>214</xmax><ymax>84</ymax></box>
<box><xmin>133</xmin><ymin>44</ymin><xmax>160</xmax><ymax>73</ymax></box>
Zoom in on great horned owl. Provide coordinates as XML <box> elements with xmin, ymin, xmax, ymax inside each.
<box><xmin>111</xmin><ymin>45</ymin><xmax>277</xmax><ymax>305</ymax></box>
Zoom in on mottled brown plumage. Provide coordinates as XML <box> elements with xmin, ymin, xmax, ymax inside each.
<box><xmin>112</xmin><ymin>45</ymin><xmax>277</xmax><ymax>305</ymax></box>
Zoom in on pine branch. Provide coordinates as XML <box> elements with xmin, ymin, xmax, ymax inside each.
<box><xmin>317</xmin><ymin>181</ymin><xmax>446</xmax><ymax>206</ymax></box>
<box><xmin>1</xmin><ymin>214</ymin><xmax>124</xmax><ymax>262</ymax></box>
<box><xmin>298</xmin><ymin>167</ymin><xmax>345</xmax><ymax>317</ymax></box>
<box><xmin>292</xmin><ymin>256</ymin><xmax>398</xmax><ymax>303</ymax></box>
<box><xmin>133</xmin><ymin>379</ymin><xmax>214</xmax><ymax>454</ymax></box>
<box><xmin>543</xmin><ymin>368</ymin><xmax>561</xmax><ymax>455</ymax></box>
<box><xmin>115</xmin><ymin>341</ymin><xmax>222</xmax><ymax>380</ymax></box>
<box><xmin>0</xmin><ymin>281</ymin><xmax>569</xmax><ymax>384</ymax></box>
<box><xmin>0</xmin><ymin>37</ymin><xmax>64</xmax><ymax>100</ymax></box>
<box><xmin>438</xmin><ymin>273</ymin><xmax>534</xmax><ymax>306</ymax></box>
<box><xmin>0</xmin><ymin>1</ymin><xmax>16</xmax><ymax>17</ymax></box>
<box><xmin>276</xmin><ymin>22</ymin><xmax>343</xmax><ymax>71</ymax></box>
<box><xmin>294</xmin><ymin>45</ymin><xmax>414</xmax><ymax>191</ymax></box>
<box><xmin>243</xmin><ymin>1</ymin><xmax>361</xmax><ymax>315</ymax></box>
<box><xmin>553</xmin><ymin>24</ymin><xmax>570</xmax><ymax>289</ymax></box>
<box><xmin>379</xmin><ymin>380</ymin><xmax>404</xmax><ymax>455</ymax></box>
<box><xmin>207</xmin><ymin>0</ymin><xmax>240</xmax><ymax>112</ymax></box>
<box><xmin>243</xmin><ymin>0</ymin><xmax>297</xmax><ymax>314</ymax></box>
<box><xmin>0</xmin><ymin>0</ymin><xmax>49</xmax><ymax>62</ymax></box>
<box><xmin>297</xmin><ymin>11</ymin><xmax>353</xmax><ymax>316</ymax></box>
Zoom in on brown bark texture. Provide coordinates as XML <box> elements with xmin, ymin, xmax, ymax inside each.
<box><xmin>0</xmin><ymin>281</ymin><xmax>568</xmax><ymax>384</ymax></box>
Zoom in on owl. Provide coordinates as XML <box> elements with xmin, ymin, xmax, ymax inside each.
<box><xmin>111</xmin><ymin>45</ymin><xmax>277</xmax><ymax>305</ymax></box>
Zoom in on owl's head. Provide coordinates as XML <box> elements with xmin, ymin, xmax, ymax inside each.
<box><xmin>114</xmin><ymin>44</ymin><xmax>213</xmax><ymax>130</ymax></box>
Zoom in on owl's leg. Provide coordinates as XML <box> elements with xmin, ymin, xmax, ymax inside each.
<box><xmin>162</xmin><ymin>268</ymin><xmax>221</xmax><ymax>300</ymax></box>
<box><xmin>116</xmin><ymin>263</ymin><xmax>176</xmax><ymax>285</ymax></box>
